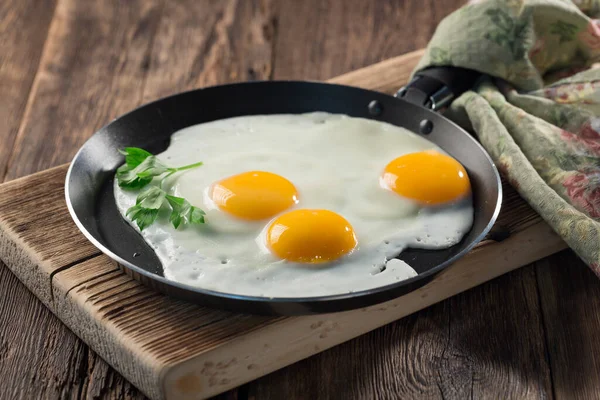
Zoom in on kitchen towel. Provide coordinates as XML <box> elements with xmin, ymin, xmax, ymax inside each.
<box><xmin>414</xmin><ymin>0</ymin><xmax>600</xmax><ymax>272</ymax></box>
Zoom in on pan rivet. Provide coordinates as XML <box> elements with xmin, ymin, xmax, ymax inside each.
<box><xmin>133</xmin><ymin>252</ymin><xmax>140</xmax><ymax>258</ymax></box>
<box><xmin>419</xmin><ymin>119</ymin><xmax>433</xmax><ymax>134</ymax></box>
<box><xmin>368</xmin><ymin>100</ymin><xmax>383</xmax><ymax>116</ymax></box>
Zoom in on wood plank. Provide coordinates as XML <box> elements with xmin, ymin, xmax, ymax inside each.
<box><xmin>536</xmin><ymin>251</ymin><xmax>600</xmax><ymax>400</ymax></box>
<box><xmin>272</xmin><ymin>0</ymin><xmax>464</xmax><ymax>81</ymax></box>
<box><xmin>0</xmin><ymin>167</ymin><xmax>100</xmax><ymax>303</ymax></box>
<box><xmin>141</xmin><ymin>0</ymin><xmax>276</xmax><ymax>102</ymax></box>
<box><xmin>248</xmin><ymin>267</ymin><xmax>552</xmax><ymax>399</ymax></box>
<box><xmin>4</xmin><ymin>0</ymin><xmax>164</xmax><ymax>181</ymax></box>
<box><xmin>0</xmin><ymin>0</ymin><xmax>138</xmax><ymax>398</ymax></box>
<box><xmin>52</xmin><ymin>254</ymin><xmax>277</xmax><ymax>400</ymax></box>
<box><xmin>329</xmin><ymin>50</ymin><xmax>425</xmax><ymax>93</ymax></box>
<box><xmin>0</xmin><ymin>0</ymin><xmax>165</xmax><ymax>398</ymax></box>
<box><xmin>0</xmin><ymin>0</ymin><xmax>56</xmax><ymax>180</ymax></box>
<box><xmin>434</xmin><ymin>267</ymin><xmax>552</xmax><ymax>399</ymax></box>
<box><xmin>0</xmin><ymin>265</ymin><xmax>84</xmax><ymax>400</ymax></box>
<box><xmin>0</xmin><ymin>264</ymin><xmax>144</xmax><ymax>399</ymax></box>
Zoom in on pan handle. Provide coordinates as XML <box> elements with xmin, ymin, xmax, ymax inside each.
<box><xmin>396</xmin><ymin>67</ymin><xmax>482</xmax><ymax>112</ymax></box>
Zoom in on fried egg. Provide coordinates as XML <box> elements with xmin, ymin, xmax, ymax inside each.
<box><xmin>114</xmin><ymin>112</ymin><xmax>473</xmax><ymax>297</ymax></box>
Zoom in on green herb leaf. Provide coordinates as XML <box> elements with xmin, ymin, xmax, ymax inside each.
<box><xmin>116</xmin><ymin>164</ymin><xmax>154</xmax><ymax>189</ymax></box>
<box><xmin>172</xmin><ymin>161</ymin><xmax>204</xmax><ymax>173</ymax></box>
<box><xmin>134</xmin><ymin>156</ymin><xmax>169</xmax><ymax>178</ymax></box>
<box><xmin>119</xmin><ymin>147</ymin><xmax>153</xmax><ymax>168</ymax></box>
<box><xmin>117</xmin><ymin>156</ymin><xmax>169</xmax><ymax>189</ymax></box>
<box><xmin>166</xmin><ymin>195</ymin><xmax>206</xmax><ymax>229</ymax></box>
<box><xmin>117</xmin><ymin>147</ymin><xmax>206</xmax><ymax>230</ymax></box>
<box><xmin>126</xmin><ymin>205</ymin><xmax>160</xmax><ymax>231</ymax></box>
<box><xmin>136</xmin><ymin>186</ymin><xmax>167</xmax><ymax>209</ymax></box>
<box><xmin>125</xmin><ymin>186</ymin><xmax>167</xmax><ymax>231</ymax></box>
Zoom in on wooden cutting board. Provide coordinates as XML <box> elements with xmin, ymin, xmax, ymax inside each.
<box><xmin>0</xmin><ymin>49</ymin><xmax>567</xmax><ymax>400</ymax></box>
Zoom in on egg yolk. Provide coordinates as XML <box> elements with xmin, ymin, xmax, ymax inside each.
<box><xmin>381</xmin><ymin>150</ymin><xmax>470</xmax><ymax>205</ymax></box>
<box><xmin>266</xmin><ymin>209</ymin><xmax>357</xmax><ymax>264</ymax></box>
<box><xmin>210</xmin><ymin>171</ymin><xmax>299</xmax><ymax>220</ymax></box>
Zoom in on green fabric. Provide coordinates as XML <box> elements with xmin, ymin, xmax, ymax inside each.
<box><xmin>414</xmin><ymin>0</ymin><xmax>600</xmax><ymax>273</ymax></box>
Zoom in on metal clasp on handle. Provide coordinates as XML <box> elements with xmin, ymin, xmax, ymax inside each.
<box><xmin>395</xmin><ymin>76</ymin><xmax>454</xmax><ymax>112</ymax></box>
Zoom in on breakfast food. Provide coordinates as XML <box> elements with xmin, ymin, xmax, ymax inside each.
<box><xmin>114</xmin><ymin>112</ymin><xmax>473</xmax><ymax>297</ymax></box>
<box><xmin>265</xmin><ymin>209</ymin><xmax>358</xmax><ymax>264</ymax></box>
<box><xmin>381</xmin><ymin>150</ymin><xmax>471</xmax><ymax>205</ymax></box>
<box><xmin>210</xmin><ymin>171</ymin><xmax>299</xmax><ymax>220</ymax></box>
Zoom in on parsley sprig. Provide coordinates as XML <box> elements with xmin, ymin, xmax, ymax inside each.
<box><xmin>117</xmin><ymin>147</ymin><xmax>203</xmax><ymax>189</ymax></box>
<box><xmin>116</xmin><ymin>147</ymin><xmax>206</xmax><ymax>231</ymax></box>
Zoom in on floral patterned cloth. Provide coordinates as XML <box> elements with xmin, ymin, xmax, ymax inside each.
<box><xmin>413</xmin><ymin>0</ymin><xmax>600</xmax><ymax>273</ymax></box>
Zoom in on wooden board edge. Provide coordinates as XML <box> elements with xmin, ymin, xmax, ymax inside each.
<box><xmin>51</xmin><ymin>265</ymin><xmax>165</xmax><ymax>400</ymax></box>
<box><xmin>0</xmin><ymin>217</ymin><xmax>53</xmax><ymax>304</ymax></box>
<box><xmin>328</xmin><ymin>49</ymin><xmax>425</xmax><ymax>89</ymax></box>
<box><xmin>0</xmin><ymin>225</ymin><xmax>162</xmax><ymax>399</ymax></box>
<box><xmin>0</xmin><ymin>163</ymin><xmax>162</xmax><ymax>399</ymax></box>
<box><xmin>2</xmin><ymin>162</ymin><xmax>70</xmax><ymax>188</ymax></box>
<box><xmin>161</xmin><ymin>221</ymin><xmax>567</xmax><ymax>399</ymax></box>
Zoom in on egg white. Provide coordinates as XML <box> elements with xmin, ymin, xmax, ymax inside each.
<box><xmin>114</xmin><ymin>112</ymin><xmax>473</xmax><ymax>297</ymax></box>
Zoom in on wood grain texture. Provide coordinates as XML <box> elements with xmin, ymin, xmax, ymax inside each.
<box><xmin>5</xmin><ymin>0</ymin><xmax>164</xmax><ymax>181</ymax></box>
<box><xmin>0</xmin><ymin>0</ymin><xmax>163</xmax><ymax>398</ymax></box>
<box><xmin>272</xmin><ymin>0</ymin><xmax>463</xmax><ymax>81</ymax></box>
<box><xmin>0</xmin><ymin>0</ymin><xmax>56</xmax><ymax>180</ymax></box>
<box><xmin>0</xmin><ymin>169</ymin><xmax>100</xmax><ymax>303</ymax></box>
<box><xmin>142</xmin><ymin>0</ymin><xmax>276</xmax><ymax>102</ymax></box>
<box><xmin>536</xmin><ymin>251</ymin><xmax>600</xmax><ymax>400</ymax></box>
<box><xmin>0</xmin><ymin>0</ymin><xmax>143</xmax><ymax>398</ymax></box>
<box><xmin>248</xmin><ymin>267</ymin><xmax>553</xmax><ymax>400</ymax></box>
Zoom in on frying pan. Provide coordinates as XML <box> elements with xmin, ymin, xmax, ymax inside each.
<box><xmin>65</xmin><ymin>66</ymin><xmax>502</xmax><ymax>315</ymax></box>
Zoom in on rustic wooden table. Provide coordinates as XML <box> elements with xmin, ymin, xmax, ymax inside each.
<box><xmin>1</xmin><ymin>0</ymin><xmax>599</xmax><ymax>399</ymax></box>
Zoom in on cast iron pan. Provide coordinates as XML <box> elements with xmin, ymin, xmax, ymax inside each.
<box><xmin>65</xmin><ymin>67</ymin><xmax>502</xmax><ymax>315</ymax></box>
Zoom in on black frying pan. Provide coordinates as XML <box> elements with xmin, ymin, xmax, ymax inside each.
<box><xmin>65</xmin><ymin>67</ymin><xmax>502</xmax><ymax>315</ymax></box>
